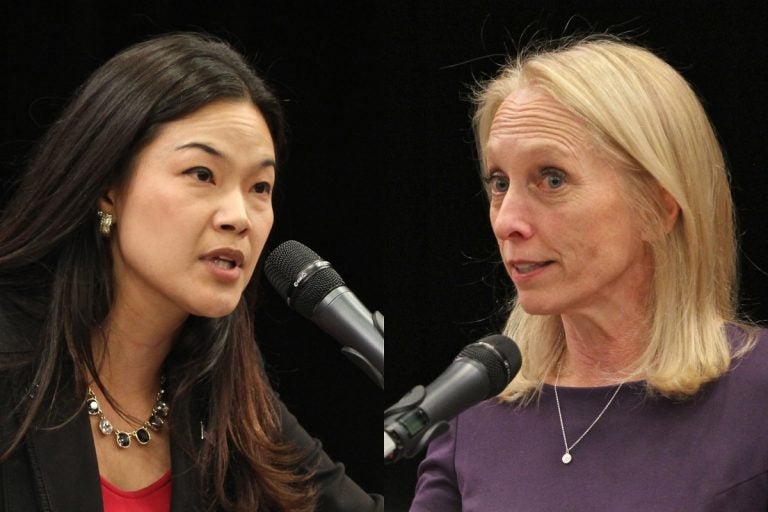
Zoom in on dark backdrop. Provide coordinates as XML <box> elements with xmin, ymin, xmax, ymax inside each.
<box><xmin>3</xmin><ymin>2</ymin><xmax>768</xmax><ymax>510</ymax></box>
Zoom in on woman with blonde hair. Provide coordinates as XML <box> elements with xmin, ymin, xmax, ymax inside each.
<box><xmin>411</xmin><ymin>37</ymin><xmax>768</xmax><ymax>511</ymax></box>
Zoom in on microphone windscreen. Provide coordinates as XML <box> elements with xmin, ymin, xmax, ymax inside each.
<box><xmin>264</xmin><ymin>240</ymin><xmax>346</xmax><ymax>317</ymax></box>
<box><xmin>456</xmin><ymin>335</ymin><xmax>522</xmax><ymax>395</ymax></box>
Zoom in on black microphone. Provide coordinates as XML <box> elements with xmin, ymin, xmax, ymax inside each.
<box><xmin>384</xmin><ymin>335</ymin><xmax>521</xmax><ymax>462</ymax></box>
<box><xmin>264</xmin><ymin>240</ymin><xmax>384</xmax><ymax>388</ymax></box>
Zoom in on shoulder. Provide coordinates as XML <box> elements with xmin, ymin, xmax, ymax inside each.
<box><xmin>418</xmin><ymin>400</ymin><xmax>514</xmax><ymax>454</ymax></box>
<box><xmin>457</xmin><ymin>398</ymin><xmax>515</xmax><ymax>422</ymax></box>
<box><xmin>727</xmin><ymin>324</ymin><xmax>768</xmax><ymax>364</ymax></box>
<box><xmin>450</xmin><ymin>398</ymin><xmax>518</xmax><ymax>441</ymax></box>
<box><xmin>719</xmin><ymin>323</ymin><xmax>768</xmax><ymax>388</ymax></box>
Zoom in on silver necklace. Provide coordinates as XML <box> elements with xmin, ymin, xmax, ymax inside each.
<box><xmin>86</xmin><ymin>381</ymin><xmax>169</xmax><ymax>449</ymax></box>
<box><xmin>553</xmin><ymin>364</ymin><xmax>623</xmax><ymax>464</ymax></box>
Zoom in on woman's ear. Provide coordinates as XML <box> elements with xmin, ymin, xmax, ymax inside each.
<box><xmin>660</xmin><ymin>187</ymin><xmax>680</xmax><ymax>233</ymax></box>
<box><xmin>98</xmin><ymin>188</ymin><xmax>117</xmax><ymax>215</ymax></box>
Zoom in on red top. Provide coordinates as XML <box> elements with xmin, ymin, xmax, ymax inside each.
<box><xmin>100</xmin><ymin>470</ymin><xmax>172</xmax><ymax>512</ymax></box>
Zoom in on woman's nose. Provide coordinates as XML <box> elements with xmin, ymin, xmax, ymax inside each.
<box><xmin>214</xmin><ymin>191</ymin><xmax>250</xmax><ymax>234</ymax></box>
<box><xmin>490</xmin><ymin>191</ymin><xmax>535</xmax><ymax>241</ymax></box>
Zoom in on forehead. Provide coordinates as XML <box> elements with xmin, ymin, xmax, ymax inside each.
<box><xmin>122</xmin><ymin>100</ymin><xmax>277</xmax><ymax>190</ymax></box>
<box><xmin>155</xmin><ymin>100</ymin><xmax>274</xmax><ymax>147</ymax></box>
<box><xmin>486</xmin><ymin>88</ymin><xmax>590</xmax><ymax>160</ymax></box>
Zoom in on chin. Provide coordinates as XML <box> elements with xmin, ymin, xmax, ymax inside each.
<box><xmin>516</xmin><ymin>293</ymin><xmax>563</xmax><ymax>316</ymax></box>
<box><xmin>188</xmin><ymin>299</ymin><xmax>241</xmax><ymax>319</ymax></box>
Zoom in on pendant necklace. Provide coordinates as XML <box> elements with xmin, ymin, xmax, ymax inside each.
<box><xmin>553</xmin><ymin>363</ymin><xmax>623</xmax><ymax>464</ymax></box>
<box><xmin>86</xmin><ymin>378</ymin><xmax>169</xmax><ymax>449</ymax></box>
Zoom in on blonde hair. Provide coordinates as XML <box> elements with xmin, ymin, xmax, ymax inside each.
<box><xmin>473</xmin><ymin>37</ymin><xmax>750</xmax><ymax>402</ymax></box>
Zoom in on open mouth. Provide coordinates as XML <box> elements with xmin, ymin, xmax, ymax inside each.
<box><xmin>212</xmin><ymin>256</ymin><xmax>237</xmax><ymax>270</ymax></box>
<box><xmin>513</xmin><ymin>262</ymin><xmax>552</xmax><ymax>274</ymax></box>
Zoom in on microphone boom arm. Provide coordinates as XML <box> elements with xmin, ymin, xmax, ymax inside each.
<box><xmin>312</xmin><ymin>287</ymin><xmax>384</xmax><ymax>389</ymax></box>
<box><xmin>384</xmin><ymin>385</ymin><xmax>449</xmax><ymax>463</ymax></box>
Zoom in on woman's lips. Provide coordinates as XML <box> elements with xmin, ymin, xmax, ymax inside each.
<box><xmin>507</xmin><ymin>260</ymin><xmax>554</xmax><ymax>282</ymax></box>
<box><xmin>513</xmin><ymin>261</ymin><xmax>551</xmax><ymax>274</ymax></box>
<box><xmin>202</xmin><ymin>257</ymin><xmax>242</xmax><ymax>281</ymax></box>
<box><xmin>200</xmin><ymin>248</ymin><xmax>246</xmax><ymax>281</ymax></box>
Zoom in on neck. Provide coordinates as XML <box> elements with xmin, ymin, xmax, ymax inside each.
<box><xmin>90</xmin><ymin>302</ymin><xmax>184</xmax><ymax>401</ymax></box>
<box><xmin>555</xmin><ymin>305</ymin><xmax>650</xmax><ymax>387</ymax></box>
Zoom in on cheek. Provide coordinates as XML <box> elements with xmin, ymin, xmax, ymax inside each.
<box><xmin>489</xmin><ymin>207</ymin><xmax>500</xmax><ymax>240</ymax></box>
<box><xmin>114</xmin><ymin>186</ymin><xmax>200</xmax><ymax>273</ymax></box>
<box><xmin>252</xmin><ymin>207</ymin><xmax>274</xmax><ymax>240</ymax></box>
<box><xmin>557</xmin><ymin>197</ymin><xmax>632</xmax><ymax>262</ymax></box>
<box><xmin>245</xmin><ymin>209</ymin><xmax>274</xmax><ymax>266</ymax></box>
<box><xmin>122</xmin><ymin>192</ymin><xmax>189</xmax><ymax>243</ymax></box>
<box><xmin>576</xmin><ymin>204</ymin><xmax>645</xmax><ymax>272</ymax></box>
<box><xmin>118</xmin><ymin>174</ymin><xmax>178</xmax><ymax>223</ymax></box>
<box><xmin>534</xmin><ymin>209</ymin><xmax>569</xmax><ymax>253</ymax></box>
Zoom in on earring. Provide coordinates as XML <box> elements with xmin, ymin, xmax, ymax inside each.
<box><xmin>97</xmin><ymin>210</ymin><xmax>114</xmax><ymax>237</ymax></box>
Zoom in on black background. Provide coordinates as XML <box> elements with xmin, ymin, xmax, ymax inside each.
<box><xmin>2</xmin><ymin>1</ymin><xmax>767</xmax><ymax>510</ymax></box>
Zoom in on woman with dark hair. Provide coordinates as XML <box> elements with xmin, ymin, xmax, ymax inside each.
<box><xmin>0</xmin><ymin>33</ymin><xmax>381</xmax><ymax>511</ymax></box>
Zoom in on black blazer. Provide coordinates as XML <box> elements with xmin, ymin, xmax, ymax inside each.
<box><xmin>0</xmin><ymin>299</ymin><xmax>382</xmax><ymax>511</ymax></box>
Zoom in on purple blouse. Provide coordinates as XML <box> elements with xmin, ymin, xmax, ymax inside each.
<box><xmin>411</xmin><ymin>327</ymin><xmax>768</xmax><ymax>511</ymax></box>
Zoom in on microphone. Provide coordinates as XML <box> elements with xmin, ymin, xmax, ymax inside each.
<box><xmin>384</xmin><ymin>335</ymin><xmax>521</xmax><ymax>463</ymax></box>
<box><xmin>264</xmin><ymin>240</ymin><xmax>384</xmax><ymax>388</ymax></box>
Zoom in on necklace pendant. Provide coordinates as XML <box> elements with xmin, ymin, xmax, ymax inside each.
<box><xmin>136</xmin><ymin>427</ymin><xmax>151</xmax><ymax>445</ymax></box>
<box><xmin>86</xmin><ymin>398</ymin><xmax>100</xmax><ymax>415</ymax></box>
<box><xmin>148</xmin><ymin>414</ymin><xmax>164</xmax><ymax>430</ymax></box>
<box><xmin>98</xmin><ymin>418</ymin><xmax>113</xmax><ymax>435</ymax></box>
<box><xmin>116</xmin><ymin>431</ymin><xmax>131</xmax><ymax>448</ymax></box>
<box><xmin>562</xmin><ymin>452</ymin><xmax>572</xmax><ymax>464</ymax></box>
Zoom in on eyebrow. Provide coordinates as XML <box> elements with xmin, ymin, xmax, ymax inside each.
<box><xmin>489</xmin><ymin>137</ymin><xmax>575</xmax><ymax>157</ymax></box>
<box><xmin>176</xmin><ymin>141</ymin><xmax>224</xmax><ymax>156</ymax></box>
<box><xmin>529</xmin><ymin>142</ymin><xmax>573</xmax><ymax>158</ymax></box>
<box><xmin>175</xmin><ymin>142</ymin><xmax>276</xmax><ymax>169</ymax></box>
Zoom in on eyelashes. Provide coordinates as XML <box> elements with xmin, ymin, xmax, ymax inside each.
<box><xmin>482</xmin><ymin>173</ymin><xmax>509</xmax><ymax>195</ymax></box>
<box><xmin>483</xmin><ymin>167</ymin><xmax>568</xmax><ymax>197</ymax></box>
<box><xmin>251</xmin><ymin>182</ymin><xmax>272</xmax><ymax>194</ymax></box>
<box><xmin>183</xmin><ymin>166</ymin><xmax>273</xmax><ymax>195</ymax></box>
<box><xmin>185</xmin><ymin>166</ymin><xmax>214</xmax><ymax>182</ymax></box>
<box><xmin>540</xmin><ymin>167</ymin><xmax>566</xmax><ymax>189</ymax></box>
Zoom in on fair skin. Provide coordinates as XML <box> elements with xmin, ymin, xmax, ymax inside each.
<box><xmin>92</xmin><ymin>99</ymin><xmax>276</xmax><ymax>490</ymax></box>
<box><xmin>485</xmin><ymin>88</ymin><xmax>678</xmax><ymax>387</ymax></box>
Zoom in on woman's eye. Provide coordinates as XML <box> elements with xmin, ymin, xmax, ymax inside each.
<box><xmin>252</xmin><ymin>182</ymin><xmax>272</xmax><ymax>194</ymax></box>
<box><xmin>185</xmin><ymin>167</ymin><xmax>214</xmax><ymax>182</ymax></box>
<box><xmin>483</xmin><ymin>173</ymin><xmax>509</xmax><ymax>195</ymax></box>
<box><xmin>541</xmin><ymin>168</ymin><xmax>566</xmax><ymax>189</ymax></box>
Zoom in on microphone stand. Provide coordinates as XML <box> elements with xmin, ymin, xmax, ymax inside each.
<box><xmin>340</xmin><ymin>310</ymin><xmax>384</xmax><ymax>389</ymax></box>
<box><xmin>383</xmin><ymin>386</ymin><xmax>449</xmax><ymax>463</ymax></box>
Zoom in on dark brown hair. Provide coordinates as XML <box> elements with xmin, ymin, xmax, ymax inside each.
<box><xmin>0</xmin><ymin>33</ymin><xmax>315</xmax><ymax>511</ymax></box>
